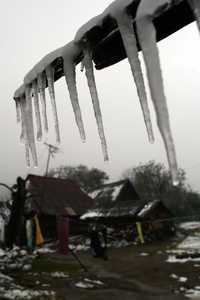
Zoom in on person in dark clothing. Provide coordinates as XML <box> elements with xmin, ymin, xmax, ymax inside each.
<box><xmin>5</xmin><ymin>177</ymin><xmax>26</xmax><ymax>248</ymax></box>
<box><xmin>89</xmin><ymin>224</ymin><xmax>108</xmax><ymax>260</ymax></box>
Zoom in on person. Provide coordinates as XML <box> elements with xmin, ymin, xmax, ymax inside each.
<box><xmin>6</xmin><ymin>177</ymin><xmax>26</xmax><ymax>248</ymax></box>
<box><xmin>0</xmin><ymin>214</ymin><xmax>5</xmax><ymax>246</ymax></box>
<box><xmin>89</xmin><ymin>223</ymin><xmax>108</xmax><ymax>260</ymax></box>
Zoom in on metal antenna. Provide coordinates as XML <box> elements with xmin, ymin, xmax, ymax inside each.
<box><xmin>44</xmin><ymin>143</ymin><xmax>60</xmax><ymax>176</ymax></box>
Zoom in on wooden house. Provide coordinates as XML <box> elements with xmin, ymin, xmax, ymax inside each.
<box><xmin>25</xmin><ymin>174</ymin><xmax>94</xmax><ymax>239</ymax></box>
<box><xmin>81</xmin><ymin>179</ymin><xmax>145</xmax><ymax>226</ymax></box>
<box><xmin>82</xmin><ymin>181</ymin><xmax>174</xmax><ymax>242</ymax></box>
<box><xmin>136</xmin><ymin>199</ymin><xmax>175</xmax><ymax>242</ymax></box>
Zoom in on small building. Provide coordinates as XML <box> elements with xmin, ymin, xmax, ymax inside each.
<box><xmin>26</xmin><ymin>174</ymin><xmax>94</xmax><ymax>240</ymax></box>
<box><xmin>81</xmin><ymin>179</ymin><xmax>144</xmax><ymax>226</ymax></box>
<box><xmin>82</xmin><ymin>180</ymin><xmax>174</xmax><ymax>243</ymax></box>
<box><xmin>136</xmin><ymin>199</ymin><xmax>175</xmax><ymax>242</ymax></box>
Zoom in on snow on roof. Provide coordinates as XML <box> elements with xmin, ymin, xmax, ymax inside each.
<box><xmin>24</xmin><ymin>45</ymin><xmax>64</xmax><ymax>85</ymax></box>
<box><xmin>89</xmin><ymin>181</ymin><xmax>124</xmax><ymax>201</ymax></box>
<box><xmin>81</xmin><ymin>204</ymin><xmax>139</xmax><ymax>219</ymax></box>
<box><xmin>14</xmin><ymin>84</ymin><xmax>25</xmax><ymax>99</ymax></box>
<box><xmin>81</xmin><ymin>210</ymin><xmax>103</xmax><ymax>220</ymax></box>
<box><xmin>74</xmin><ymin>14</ymin><xmax>103</xmax><ymax>42</ymax></box>
<box><xmin>75</xmin><ymin>0</ymin><xmax>135</xmax><ymax>42</ymax></box>
<box><xmin>137</xmin><ymin>199</ymin><xmax>160</xmax><ymax>218</ymax></box>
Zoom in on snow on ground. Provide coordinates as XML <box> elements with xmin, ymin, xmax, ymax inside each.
<box><xmin>167</xmin><ymin>255</ymin><xmax>200</xmax><ymax>263</ymax></box>
<box><xmin>75</xmin><ymin>281</ymin><xmax>94</xmax><ymax>289</ymax></box>
<box><xmin>1</xmin><ymin>287</ymin><xmax>55</xmax><ymax>300</ymax></box>
<box><xmin>166</xmin><ymin>221</ymin><xmax>200</xmax><ymax>264</ymax></box>
<box><xmin>185</xmin><ymin>286</ymin><xmax>200</xmax><ymax>299</ymax></box>
<box><xmin>166</xmin><ymin>222</ymin><xmax>200</xmax><ymax>298</ymax></box>
<box><xmin>0</xmin><ymin>246</ymin><xmax>57</xmax><ymax>299</ymax></box>
<box><xmin>75</xmin><ymin>278</ymin><xmax>104</xmax><ymax>289</ymax></box>
<box><xmin>178</xmin><ymin>222</ymin><xmax>200</xmax><ymax>231</ymax></box>
<box><xmin>51</xmin><ymin>272</ymin><xmax>69</xmax><ymax>278</ymax></box>
<box><xmin>178</xmin><ymin>236</ymin><xmax>200</xmax><ymax>250</ymax></box>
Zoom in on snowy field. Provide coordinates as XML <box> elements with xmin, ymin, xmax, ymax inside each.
<box><xmin>167</xmin><ymin>221</ymin><xmax>200</xmax><ymax>299</ymax></box>
<box><xmin>0</xmin><ymin>221</ymin><xmax>200</xmax><ymax>299</ymax></box>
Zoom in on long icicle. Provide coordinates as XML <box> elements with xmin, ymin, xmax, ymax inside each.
<box><xmin>37</xmin><ymin>73</ymin><xmax>48</xmax><ymax>132</ymax></box>
<box><xmin>19</xmin><ymin>102</ymin><xmax>25</xmax><ymax>144</ymax></box>
<box><xmin>15</xmin><ymin>100</ymin><xmax>21</xmax><ymax>123</ymax></box>
<box><xmin>83</xmin><ymin>48</ymin><xmax>109</xmax><ymax>161</ymax></box>
<box><xmin>137</xmin><ymin>17</ymin><xmax>179</xmax><ymax>185</ymax></box>
<box><xmin>116</xmin><ymin>13</ymin><xmax>154</xmax><ymax>143</ymax></box>
<box><xmin>25</xmin><ymin>85</ymin><xmax>38</xmax><ymax>166</ymax></box>
<box><xmin>32</xmin><ymin>80</ymin><xmax>42</xmax><ymax>141</ymax></box>
<box><xmin>188</xmin><ymin>0</ymin><xmax>200</xmax><ymax>33</ymax></box>
<box><xmin>63</xmin><ymin>59</ymin><xmax>86</xmax><ymax>141</ymax></box>
<box><xmin>20</xmin><ymin>97</ymin><xmax>31</xmax><ymax>167</ymax></box>
<box><xmin>46</xmin><ymin>65</ymin><xmax>61</xmax><ymax>143</ymax></box>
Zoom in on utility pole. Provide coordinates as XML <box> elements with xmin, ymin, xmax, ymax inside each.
<box><xmin>44</xmin><ymin>143</ymin><xmax>60</xmax><ymax>176</ymax></box>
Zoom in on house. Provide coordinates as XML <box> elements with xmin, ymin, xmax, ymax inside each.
<box><xmin>25</xmin><ymin>174</ymin><xmax>94</xmax><ymax>239</ymax></box>
<box><xmin>136</xmin><ymin>199</ymin><xmax>175</xmax><ymax>242</ymax></box>
<box><xmin>81</xmin><ymin>179</ymin><xmax>145</xmax><ymax>226</ymax></box>
<box><xmin>82</xmin><ymin>180</ymin><xmax>174</xmax><ymax>243</ymax></box>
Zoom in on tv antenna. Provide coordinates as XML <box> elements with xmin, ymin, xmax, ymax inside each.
<box><xmin>44</xmin><ymin>143</ymin><xmax>60</xmax><ymax>176</ymax></box>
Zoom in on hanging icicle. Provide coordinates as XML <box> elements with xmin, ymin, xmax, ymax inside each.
<box><xmin>19</xmin><ymin>99</ymin><xmax>26</xmax><ymax>144</ymax></box>
<box><xmin>25</xmin><ymin>85</ymin><xmax>38</xmax><ymax>166</ymax></box>
<box><xmin>15</xmin><ymin>100</ymin><xmax>21</xmax><ymax>123</ymax></box>
<box><xmin>63</xmin><ymin>57</ymin><xmax>86</xmax><ymax>142</ymax></box>
<box><xmin>136</xmin><ymin>17</ymin><xmax>179</xmax><ymax>185</ymax></box>
<box><xmin>115</xmin><ymin>12</ymin><xmax>154</xmax><ymax>143</ymax></box>
<box><xmin>20</xmin><ymin>97</ymin><xmax>31</xmax><ymax>167</ymax></box>
<box><xmin>45</xmin><ymin>65</ymin><xmax>61</xmax><ymax>143</ymax></box>
<box><xmin>83</xmin><ymin>47</ymin><xmax>109</xmax><ymax>161</ymax></box>
<box><xmin>37</xmin><ymin>72</ymin><xmax>48</xmax><ymax>133</ymax></box>
<box><xmin>80</xmin><ymin>60</ymin><xmax>85</xmax><ymax>72</ymax></box>
<box><xmin>188</xmin><ymin>0</ymin><xmax>200</xmax><ymax>33</ymax></box>
<box><xmin>32</xmin><ymin>80</ymin><xmax>42</xmax><ymax>141</ymax></box>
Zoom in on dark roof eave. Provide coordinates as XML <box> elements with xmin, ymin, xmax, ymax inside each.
<box><xmin>93</xmin><ymin>0</ymin><xmax>194</xmax><ymax>69</ymax></box>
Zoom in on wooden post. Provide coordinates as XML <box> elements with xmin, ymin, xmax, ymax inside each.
<box><xmin>57</xmin><ymin>215</ymin><xmax>69</xmax><ymax>255</ymax></box>
<box><xmin>136</xmin><ymin>222</ymin><xmax>145</xmax><ymax>244</ymax></box>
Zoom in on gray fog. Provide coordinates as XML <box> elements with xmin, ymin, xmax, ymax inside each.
<box><xmin>1</xmin><ymin>0</ymin><xmax>200</xmax><ymax>190</ymax></box>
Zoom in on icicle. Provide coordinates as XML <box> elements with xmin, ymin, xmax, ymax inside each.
<box><xmin>45</xmin><ymin>65</ymin><xmax>61</xmax><ymax>144</ymax></box>
<box><xmin>37</xmin><ymin>73</ymin><xmax>48</xmax><ymax>132</ymax></box>
<box><xmin>188</xmin><ymin>0</ymin><xmax>200</xmax><ymax>33</ymax></box>
<box><xmin>25</xmin><ymin>144</ymin><xmax>31</xmax><ymax>167</ymax></box>
<box><xmin>115</xmin><ymin>12</ymin><xmax>154</xmax><ymax>144</ymax></box>
<box><xmin>80</xmin><ymin>60</ymin><xmax>85</xmax><ymax>72</ymax></box>
<box><xmin>83</xmin><ymin>48</ymin><xmax>109</xmax><ymax>161</ymax></box>
<box><xmin>15</xmin><ymin>100</ymin><xmax>21</xmax><ymax>123</ymax></box>
<box><xmin>63</xmin><ymin>58</ymin><xmax>86</xmax><ymax>141</ymax></box>
<box><xmin>19</xmin><ymin>97</ymin><xmax>31</xmax><ymax>167</ymax></box>
<box><xmin>25</xmin><ymin>85</ymin><xmax>38</xmax><ymax>166</ymax></box>
<box><xmin>19</xmin><ymin>99</ymin><xmax>26</xmax><ymax>144</ymax></box>
<box><xmin>32</xmin><ymin>80</ymin><xmax>42</xmax><ymax>141</ymax></box>
<box><xmin>136</xmin><ymin>17</ymin><xmax>179</xmax><ymax>185</ymax></box>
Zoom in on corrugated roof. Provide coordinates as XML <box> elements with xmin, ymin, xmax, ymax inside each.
<box><xmin>82</xmin><ymin>179</ymin><xmax>142</xmax><ymax>219</ymax></box>
<box><xmin>26</xmin><ymin>174</ymin><xmax>94</xmax><ymax>216</ymax></box>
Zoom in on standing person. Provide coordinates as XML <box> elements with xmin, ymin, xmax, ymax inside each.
<box><xmin>24</xmin><ymin>210</ymin><xmax>37</xmax><ymax>252</ymax></box>
<box><xmin>0</xmin><ymin>214</ymin><xmax>5</xmax><ymax>246</ymax></box>
<box><xmin>101</xmin><ymin>224</ymin><xmax>108</xmax><ymax>260</ymax></box>
<box><xmin>89</xmin><ymin>223</ymin><xmax>108</xmax><ymax>260</ymax></box>
<box><xmin>6</xmin><ymin>177</ymin><xmax>26</xmax><ymax>248</ymax></box>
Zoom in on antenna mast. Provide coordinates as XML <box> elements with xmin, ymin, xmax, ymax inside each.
<box><xmin>44</xmin><ymin>143</ymin><xmax>59</xmax><ymax>176</ymax></box>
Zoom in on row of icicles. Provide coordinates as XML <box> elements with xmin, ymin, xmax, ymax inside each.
<box><xmin>15</xmin><ymin>49</ymin><xmax>109</xmax><ymax>168</ymax></box>
<box><xmin>14</xmin><ymin>0</ymin><xmax>200</xmax><ymax>185</ymax></box>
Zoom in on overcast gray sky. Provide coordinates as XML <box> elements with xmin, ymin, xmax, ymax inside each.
<box><xmin>1</xmin><ymin>0</ymin><xmax>200</xmax><ymax>191</ymax></box>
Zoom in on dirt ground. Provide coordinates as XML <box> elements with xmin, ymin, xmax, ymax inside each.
<box><xmin>9</xmin><ymin>237</ymin><xmax>200</xmax><ymax>300</ymax></box>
